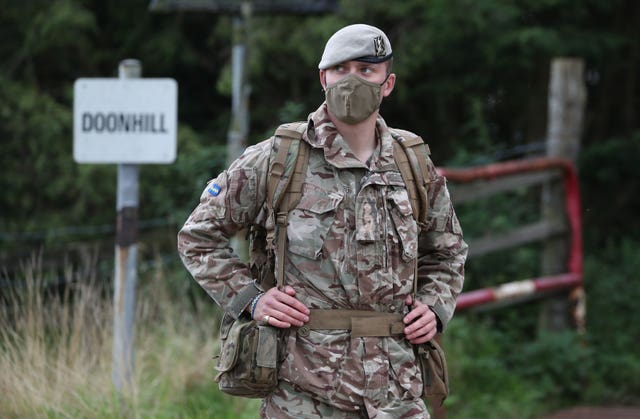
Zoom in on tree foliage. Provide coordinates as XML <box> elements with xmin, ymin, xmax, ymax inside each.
<box><xmin>1</xmin><ymin>0</ymin><xmax>639</xmax><ymax>414</ymax></box>
<box><xmin>0</xmin><ymin>0</ymin><xmax>638</xmax><ymax>247</ymax></box>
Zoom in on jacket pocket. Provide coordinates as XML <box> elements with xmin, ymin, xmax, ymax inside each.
<box><xmin>227</xmin><ymin>167</ymin><xmax>257</xmax><ymax>224</ymax></box>
<box><xmin>387</xmin><ymin>189</ymin><xmax>418</xmax><ymax>261</ymax></box>
<box><xmin>388</xmin><ymin>337</ymin><xmax>423</xmax><ymax>399</ymax></box>
<box><xmin>427</xmin><ymin>176</ymin><xmax>463</xmax><ymax>235</ymax></box>
<box><xmin>279</xmin><ymin>328</ymin><xmax>349</xmax><ymax>402</ymax></box>
<box><xmin>214</xmin><ymin>312</ymin><xmax>279</xmax><ymax>398</ymax></box>
<box><xmin>287</xmin><ymin>188</ymin><xmax>342</xmax><ymax>259</ymax></box>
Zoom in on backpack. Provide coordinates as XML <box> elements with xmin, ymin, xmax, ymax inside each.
<box><xmin>251</xmin><ymin>121</ymin><xmax>432</xmax><ymax>292</ymax></box>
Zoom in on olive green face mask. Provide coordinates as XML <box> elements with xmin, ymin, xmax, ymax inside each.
<box><xmin>325</xmin><ymin>73</ymin><xmax>383</xmax><ymax>125</ymax></box>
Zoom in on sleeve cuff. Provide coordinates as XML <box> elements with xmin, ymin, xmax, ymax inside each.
<box><xmin>429</xmin><ymin>304</ymin><xmax>447</xmax><ymax>333</ymax></box>
<box><xmin>227</xmin><ymin>281</ymin><xmax>263</xmax><ymax>319</ymax></box>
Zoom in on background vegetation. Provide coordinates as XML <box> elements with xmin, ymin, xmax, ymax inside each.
<box><xmin>1</xmin><ymin>0</ymin><xmax>639</xmax><ymax>417</ymax></box>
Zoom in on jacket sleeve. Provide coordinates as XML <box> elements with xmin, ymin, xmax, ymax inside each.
<box><xmin>416</xmin><ymin>156</ymin><xmax>468</xmax><ymax>331</ymax></box>
<box><xmin>177</xmin><ymin>139</ymin><xmax>272</xmax><ymax>319</ymax></box>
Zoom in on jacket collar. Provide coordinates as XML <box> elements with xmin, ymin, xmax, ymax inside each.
<box><xmin>304</xmin><ymin>103</ymin><xmax>396</xmax><ymax>171</ymax></box>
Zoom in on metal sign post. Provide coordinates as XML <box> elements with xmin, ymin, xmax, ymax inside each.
<box><xmin>226</xmin><ymin>1</ymin><xmax>251</xmax><ymax>166</ymax></box>
<box><xmin>113</xmin><ymin>59</ymin><xmax>141</xmax><ymax>394</ymax></box>
<box><xmin>73</xmin><ymin>59</ymin><xmax>177</xmax><ymax>397</ymax></box>
<box><xmin>148</xmin><ymin>0</ymin><xmax>337</xmax><ymax>260</ymax></box>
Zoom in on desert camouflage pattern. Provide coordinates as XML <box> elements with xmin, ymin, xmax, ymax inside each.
<box><xmin>178</xmin><ymin>103</ymin><xmax>467</xmax><ymax>416</ymax></box>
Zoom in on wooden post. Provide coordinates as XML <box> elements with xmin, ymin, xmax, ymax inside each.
<box><xmin>539</xmin><ymin>58</ymin><xmax>586</xmax><ymax>332</ymax></box>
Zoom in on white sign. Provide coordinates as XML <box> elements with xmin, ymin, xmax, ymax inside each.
<box><xmin>74</xmin><ymin>78</ymin><xmax>177</xmax><ymax>164</ymax></box>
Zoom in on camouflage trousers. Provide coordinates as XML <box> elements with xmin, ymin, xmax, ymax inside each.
<box><xmin>260</xmin><ymin>381</ymin><xmax>430</xmax><ymax>419</ymax></box>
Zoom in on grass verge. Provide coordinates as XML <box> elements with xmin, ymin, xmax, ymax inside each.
<box><xmin>0</xmin><ymin>255</ymin><xmax>260</xmax><ymax>418</ymax></box>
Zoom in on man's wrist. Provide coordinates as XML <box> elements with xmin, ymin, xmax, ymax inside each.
<box><xmin>249</xmin><ymin>292</ymin><xmax>265</xmax><ymax>319</ymax></box>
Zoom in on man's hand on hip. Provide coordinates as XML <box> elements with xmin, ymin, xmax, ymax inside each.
<box><xmin>253</xmin><ymin>285</ymin><xmax>310</xmax><ymax>328</ymax></box>
<box><xmin>403</xmin><ymin>295</ymin><xmax>438</xmax><ymax>344</ymax></box>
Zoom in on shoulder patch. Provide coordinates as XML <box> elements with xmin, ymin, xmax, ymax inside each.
<box><xmin>208</xmin><ymin>182</ymin><xmax>222</xmax><ymax>196</ymax></box>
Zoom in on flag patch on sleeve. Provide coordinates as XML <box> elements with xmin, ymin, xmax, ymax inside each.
<box><xmin>208</xmin><ymin>183</ymin><xmax>222</xmax><ymax>196</ymax></box>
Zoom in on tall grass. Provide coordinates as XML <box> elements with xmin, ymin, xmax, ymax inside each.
<box><xmin>0</xmin><ymin>253</ymin><xmax>260</xmax><ymax>418</ymax></box>
<box><xmin>3</xmin><ymin>238</ymin><xmax>638</xmax><ymax>418</ymax></box>
<box><xmin>0</xmin><ymin>254</ymin><xmax>110</xmax><ymax>417</ymax></box>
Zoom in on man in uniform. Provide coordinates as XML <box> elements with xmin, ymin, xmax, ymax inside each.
<box><xmin>178</xmin><ymin>23</ymin><xmax>467</xmax><ymax>418</ymax></box>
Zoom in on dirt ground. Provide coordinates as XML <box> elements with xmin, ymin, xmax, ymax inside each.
<box><xmin>542</xmin><ymin>406</ymin><xmax>640</xmax><ymax>419</ymax></box>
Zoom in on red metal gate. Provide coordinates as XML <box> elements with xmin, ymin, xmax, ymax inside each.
<box><xmin>439</xmin><ymin>157</ymin><xmax>584</xmax><ymax>328</ymax></box>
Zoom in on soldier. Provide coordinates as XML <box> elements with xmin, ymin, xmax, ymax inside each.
<box><xmin>178</xmin><ymin>23</ymin><xmax>467</xmax><ymax>418</ymax></box>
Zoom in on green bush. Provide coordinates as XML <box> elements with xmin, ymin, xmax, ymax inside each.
<box><xmin>444</xmin><ymin>316</ymin><xmax>546</xmax><ymax>419</ymax></box>
<box><xmin>581</xmin><ymin>238</ymin><xmax>640</xmax><ymax>404</ymax></box>
<box><xmin>443</xmin><ymin>237</ymin><xmax>640</xmax><ymax>416</ymax></box>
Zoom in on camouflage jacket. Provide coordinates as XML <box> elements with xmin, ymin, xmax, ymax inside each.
<box><xmin>178</xmin><ymin>103</ymin><xmax>467</xmax><ymax>409</ymax></box>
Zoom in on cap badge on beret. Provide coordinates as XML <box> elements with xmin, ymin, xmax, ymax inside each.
<box><xmin>374</xmin><ymin>35</ymin><xmax>386</xmax><ymax>57</ymax></box>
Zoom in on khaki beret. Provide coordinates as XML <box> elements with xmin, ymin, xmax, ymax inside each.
<box><xmin>318</xmin><ymin>24</ymin><xmax>393</xmax><ymax>70</ymax></box>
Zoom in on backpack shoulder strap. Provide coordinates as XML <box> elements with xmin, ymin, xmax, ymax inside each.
<box><xmin>389</xmin><ymin>128</ymin><xmax>431</xmax><ymax>232</ymax></box>
<box><xmin>389</xmin><ymin>128</ymin><xmax>433</xmax><ymax>301</ymax></box>
<box><xmin>267</xmin><ymin>122</ymin><xmax>308</xmax><ymax>213</ymax></box>
<box><xmin>267</xmin><ymin>121</ymin><xmax>309</xmax><ymax>288</ymax></box>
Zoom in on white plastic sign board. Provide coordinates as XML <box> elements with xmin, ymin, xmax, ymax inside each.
<box><xmin>74</xmin><ymin>78</ymin><xmax>177</xmax><ymax>164</ymax></box>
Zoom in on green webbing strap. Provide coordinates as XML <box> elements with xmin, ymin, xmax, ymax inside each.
<box><xmin>227</xmin><ymin>125</ymin><xmax>302</xmax><ymax>317</ymax></box>
<box><xmin>304</xmin><ymin>309</ymin><xmax>405</xmax><ymax>337</ymax></box>
<box><xmin>391</xmin><ymin>129</ymin><xmax>431</xmax><ymax>231</ymax></box>
<box><xmin>392</xmin><ymin>140</ymin><xmax>421</xmax><ymax>228</ymax></box>
<box><xmin>284</xmin><ymin>139</ymin><xmax>309</xmax><ymax>213</ymax></box>
<box><xmin>390</xmin><ymin>128</ymin><xmax>432</xmax><ymax>302</ymax></box>
<box><xmin>269</xmin><ymin>122</ymin><xmax>308</xmax><ymax>289</ymax></box>
<box><xmin>268</xmin><ymin>137</ymin><xmax>292</xmax><ymax>214</ymax></box>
